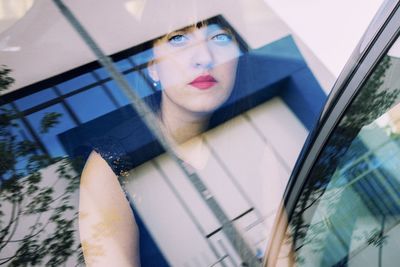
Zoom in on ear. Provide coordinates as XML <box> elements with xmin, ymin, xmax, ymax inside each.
<box><xmin>148</xmin><ymin>61</ymin><xmax>160</xmax><ymax>82</ymax></box>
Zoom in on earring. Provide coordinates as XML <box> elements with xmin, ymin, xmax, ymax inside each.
<box><xmin>152</xmin><ymin>81</ymin><xmax>160</xmax><ymax>90</ymax></box>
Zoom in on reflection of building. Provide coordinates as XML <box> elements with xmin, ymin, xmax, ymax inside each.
<box><xmin>0</xmin><ymin>1</ymin><xmax>330</xmax><ymax>266</ymax></box>
<box><xmin>296</xmin><ymin>120</ymin><xmax>400</xmax><ymax>266</ymax></box>
<box><xmin>381</xmin><ymin>57</ymin><xmax>400</xmax><ymax>134</ymax></box>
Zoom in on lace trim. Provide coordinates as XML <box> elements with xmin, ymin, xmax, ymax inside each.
<box><xmin>91</xmin><ymin>136</ymin><xmax>134</xmax><ymax>177</ymax></box>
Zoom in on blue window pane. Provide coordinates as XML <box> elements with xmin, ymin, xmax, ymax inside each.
<box><xmin>65</xmin><ymin>86</ymin><xmax>116</xmax><ymax>123</ymax></box>
<box><xmin>130</xmin><ymin>49</ymin><xmax>153</xmax><ymax>66</ymax></box>
<box><xmin>26</xmin><ymin>104</ymin><xmax>76</xmax><ymax>157</ymax></box>
<box><xmin>1</xmin><ymin>105</ymin><xmax>35</xmax><ymax>143</ymax></box>
<box><xmin>14</xmin><ymin>88</ymin><xmax>57</xmax><ymax>111</ymax></box>
<box><xmin>94</xmin><ymin>59</ymin><xmax>134</xmax><ymax>79</ymax></box>
<box><xmin>1</xmin><ymin>119</ymin><xmax>37</xmax><ymax>179</ymax></box>
<box><xmin>57</xmin><ymin>73</ymin><xmax>96</xmax><ymax>94</ymax></box>
<box><xmin>13</xmin><ymin>120</ymin><xmax>39</xmax><ymax>174</ymax></box>
<box><xmin>126</xmin><ymin>72</ymin><xmax>154</xmax><ymax>97</ymax></box>
<box><xmin>116</xmin><ymin>59</ymin><xmax>133</xmax><ymax>72</ymax></box>
<box><xmin>105</xmin><ymin>80</ymin><xmax>130</xmax><ymax>106</ymax></box>
<box><xmin>104</xmin><ymin>72</ymin><xmax>153</xmax><ymax>107</ymax></box>
<box><xmin>11</xmin><ymin>119</ymin><xmax>35</xmax><ymax>142</ymax></box>
<box><xmin>0</xmin><ymin>103</ymin><xmax>13</xmax><ymax>115</ymax></box>
<box><xmin>94</xmin><ymin>67</ymin><xmax>109</xmax><ymax>80</ymax></box>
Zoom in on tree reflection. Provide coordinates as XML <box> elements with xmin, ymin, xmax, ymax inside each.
<box><xmin>289</xmin><ymin>56</ymin><xmax>400</xmax><ymax>265</ymax></box>
<box><xmin>0</xmin><ymin>66</ymin><xmax>83</xmax><ymax>266</ymax></box>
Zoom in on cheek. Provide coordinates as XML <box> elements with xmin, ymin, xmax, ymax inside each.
<box><xmin>155</xmin><ymin>56</ymin><xmax>190</xmax><ymax>89</ymax></box>
<box><xmin>216</xmin><ymin>58</ymin><xmax>239</xmax><ymax>89</ymax></box>
<box><xmin>212</xmin><ymin>46</ymin><xmax>240</xmax><ymax>83</ymax></box>
<box><xmin>156</xmin><ymin>62</ymin><xmax>180</xmax><ymax>89</ymax></box>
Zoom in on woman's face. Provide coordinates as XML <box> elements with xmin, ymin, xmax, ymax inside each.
<box><xmin>149</xmin><ymin>23</ymin><xmax>241</xmax><ymax>118</ymax></box>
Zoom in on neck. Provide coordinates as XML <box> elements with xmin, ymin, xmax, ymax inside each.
<box><xmin>160</xmin><ymin>95</ymin><xmax>210</xmax><ymax>144</ymax></box>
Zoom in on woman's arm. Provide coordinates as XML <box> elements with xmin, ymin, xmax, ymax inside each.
<box><xmin>79</xmin><ymin>151</ymin><xmax>140</xmax><ymax>267</ymax></box>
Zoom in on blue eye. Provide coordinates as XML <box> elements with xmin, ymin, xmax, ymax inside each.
<box><xmin>168</xmin><ymin>34</ymin><xmax>189</xmax><ymax>46</ymax></box>
<box><xmin>211</xmin><ymin>33</ymin><xmax>232</xmax><ymax>44</ymax></box>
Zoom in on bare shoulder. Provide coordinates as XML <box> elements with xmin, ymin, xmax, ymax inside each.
<box><xmin>81</xmin><ymin>150</ymin><xmax>118</xmax><ymax>187</ymax></box>
<box><xmin>79</xmin><ymin>152</ymin><xmax>139</xmax><ymax>266</ymax></box>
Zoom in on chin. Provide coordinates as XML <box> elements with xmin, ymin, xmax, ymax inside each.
<box><xmin>190</xmin><ymin>105</ymin><xmax>221</xmax><ymax>116</ymax></box>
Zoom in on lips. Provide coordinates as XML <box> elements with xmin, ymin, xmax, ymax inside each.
<box><xmin>189</xmin><ymin>75</ymin><xmax>217</xmax><ymax>90</ymax></box>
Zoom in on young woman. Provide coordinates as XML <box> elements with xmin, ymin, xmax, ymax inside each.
<box><xmin>79</xmin><ymin>18</ymin><xmax>243</xmax><ymax>266</ymax></box>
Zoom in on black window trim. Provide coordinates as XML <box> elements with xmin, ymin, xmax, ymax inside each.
<box><xmin>264</xmin><ymin>1</ymin><xmax>400</xmax><ymax>266</ymax></box>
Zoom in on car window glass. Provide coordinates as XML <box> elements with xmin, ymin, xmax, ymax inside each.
<box><xmin>281</xmin><ymin>35</ymin><xmax>400</xmax><ymax>267</ymax></box>
<box><xmin>0</xmin><ymin>1</ymin><xmax>329</xmax><ymax>266</ymax></box>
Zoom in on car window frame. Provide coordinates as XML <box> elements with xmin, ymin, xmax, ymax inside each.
<box><xmin>264</xmin><ymin>1</ymin><xmax>400</xmax><ymax>266</ymax></box>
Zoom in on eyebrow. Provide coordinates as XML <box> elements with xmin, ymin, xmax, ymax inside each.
<box><xmin>176</xmin><ymin>20</ymin><xmax>229</xmax><ymax>32</ymax></box>
<box><xmin>170</xmin><ymin>24</ymin><xmax>204</xmax><ymax>34</ymax></box>
<box><xmin>167</xmin><ymin>24</ymin><xmax>229</xmax><ymax>36</ymax></box>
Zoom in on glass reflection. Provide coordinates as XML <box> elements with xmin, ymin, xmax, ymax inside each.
<box><xmin>0</xmin><ymin>66</ymin><xmax>82</xmax><ymax>266</ymax></box>
<box><xmin>79</xmin><ymin>17</ymin><xmax>253</xmax><ymax>266</ymax></box>
<box><xmin>0</xmin><ymin>1</ymin><xmax>328</xmax><ymax>265</ymax></box>
<box><xmin>284</xmin><ymin>48</ymin><xmax>400</xmax><ymax>266</ymax></box>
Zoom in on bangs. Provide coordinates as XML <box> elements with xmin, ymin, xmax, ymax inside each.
<box><xmin>154</xmin><ymin>16</ymin><xmax>248</xmax><ymax>52</ymax></box>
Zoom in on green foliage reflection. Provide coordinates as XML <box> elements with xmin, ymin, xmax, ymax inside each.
<box><xmin>0</xmin><ymin>66</ymin><xmax>83</xmax><ymax>266</ymax></box>
<box><xmin>289</xmin><ymin>56</ymin><xmax>400</xmax><ymax>266</ymax></box>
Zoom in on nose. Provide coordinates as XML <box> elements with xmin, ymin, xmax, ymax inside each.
<box><xmin>191</xmin><ymin>41</ymin><xmax>214</xmax><ymax>69</ymax></box>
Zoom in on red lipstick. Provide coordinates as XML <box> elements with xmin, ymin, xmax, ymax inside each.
<box><xmin>189</xmin><ymin>75</ymin><xmax>217</xmax><ymax>90</ymax></box>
